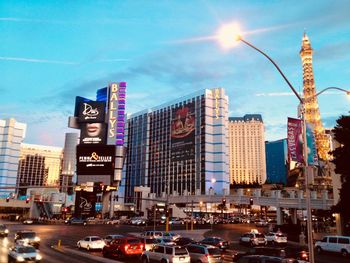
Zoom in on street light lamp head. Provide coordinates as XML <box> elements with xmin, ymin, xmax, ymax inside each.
<box><xmin>217</xmin><ymin>22</ymin><xmax>241</xmax><ymax>49</ymax></box>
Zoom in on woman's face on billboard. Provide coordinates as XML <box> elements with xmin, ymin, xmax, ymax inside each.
<box><xmin>86</xmin><ymin>123</ymin><xmax>102</xmax><ymax>137</ymax></box>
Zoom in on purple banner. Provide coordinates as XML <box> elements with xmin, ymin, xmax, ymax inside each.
<box><xmin>287</xmin><ymin>117</ymin><xmax>303</xmax><ymax>163</ymax></box>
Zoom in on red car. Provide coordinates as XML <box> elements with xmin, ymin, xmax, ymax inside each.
<box><xmin>102</xmin><ymin>237</ymin><xmax>144</xmax><ymax>259</ymax></box>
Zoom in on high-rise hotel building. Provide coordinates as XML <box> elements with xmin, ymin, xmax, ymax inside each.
<box><xmin>121</xmin><ymin>88</ymin><xmax>230</xmax><ymax>200</ymax></box>
<box><xmin>228</xmin><ymin>114</ymin><xmax>266</xmax><ymax>184</ymax></box>
<box><xmin>17</xmin><ymin>144</ymin><xmax>63</xmax><ymax>195</ymax></box>
<box><xmin>0</xmin><ymin>118</ymin><xmax>26</xmax><ymax>197</ymax></box>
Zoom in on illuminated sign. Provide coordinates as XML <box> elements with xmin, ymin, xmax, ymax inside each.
<box><xmin>77</xmin><ymin>101</ymin><xmax>105</xmax><ymax>123</ymax></box>
<box><xmin>107</xmin><ymin>82</ymin><xmax>126</xmax><ymax>145</ymax></box>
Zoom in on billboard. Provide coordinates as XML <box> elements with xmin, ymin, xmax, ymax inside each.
<box><xmin>287</xmin><ymin>117</ymin><xmax>303</xmax><ymax>163</ymax></box>
<box><xmin>77</xmin><ymin>101</ymin><xmax>106</xmax><ymax>123</ymax></box>
<box><xmin>107</xmin><ymin>82</ymin><xmax>126</xmax><ymax>146</ymax></box>
<box><xmin>76</xmin><ymin>145</ymin><xmax>115</xmax><ymax>175</ymax></box>
<box><xmin>171</xmin><ymin>102</ymin><xmax>195</xmax><ymax>161</ymax></box>
<box><xmin>80</xmin><ymin>123</ymin><xmax>107</xmax><ymax>144</ymax></box>
<box><xmin>306</xmin><ymin>123</ymin><xmax>318</xmax><ymax>165</ymax></box>
<box><xmin>74</xmin><ymin>190</ymin><xmax>97</xmax><ymax>218</ymax></box>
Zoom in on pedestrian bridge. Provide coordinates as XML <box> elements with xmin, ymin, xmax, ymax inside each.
<box><xmin>162</xmin><ymin>188</ymin><xmax>333</xmax><ymax>210</ymax></box>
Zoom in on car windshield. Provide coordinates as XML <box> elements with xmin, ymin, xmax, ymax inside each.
<box><xmin>18</xmin><ymin>247</ymin><xmax>36</xmax><ymax>253</ymax></box>
<box><xmin>208</xmin><ymin>248</ymin><xmax>222</xmax><ymax>255</ymax></box>
<box><xmin>91</xmin><ymin>237</ymin><xmax>102</xmax><ymax>241</ymax></box>
<box><xmin>175</xmin><ymin>247</ymin><xmax>188</xmax><ymax>255</ymax></box>
<box><xmin>127</xmin><ymin>239</ymin><xmax>141</xmax><ymax>244</ymax></box>
<box><xmin>21</xmin><ymin>232</ymin><xmax>36</xmax><ymax>238</ymax></box>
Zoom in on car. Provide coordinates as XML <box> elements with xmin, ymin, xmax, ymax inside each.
<box><xmin>200</xmin><ymin>237</ymin><xmax>229</xmax><ymax>250</ymax></box>
<box><xmin>244</xmin><ymin>246</ymin><xmax>309</xmax><ymax>262</ymax></box>
<box><xmin>141</xmin><ymin>244</ymin><xmax>190</xmax><ymax>263</ymax></box>
<box><xmin>102</xmin><ymin>236</ymin><xmax>144</xmax><ymax>258</ymax></box>
<box><xmin>106</xmin><ymin>218</ymin><xmax>120</xmax><ymax>225</ymax></box>
<box><xmin>141</xmin><ymin>237</ymin><xmax>160</xmax><ymax>251</ymax></box>
<box><xmin>162</xmin><ymin>232</ymin><xmax>181</xmax><ymax>241</ymax></box>
<box><xmin>255</xmin><ymin>219</ymin><xmax>268</xmax><ymax>227</ymax></box>
<box><xmin>239</xmin><ymin>232</ymin><xmax>267</xmax><ymax>247</ymax></box>
<box><xmin>142</xmin><ymin>231</ymin><xmax>180</xmax><ymax>240</ymax></box>
<box><xmin>236</xmin><ymin>255</ymin><xmax>298</xmax><ymax>263</ymax></box>
<box><xmin>315</xmin><ymin>235</ymin><xmax>350</xmax><ymax>257</ymax></box>
<box><xmin>14</xmin><ymin>231</ymin><xmax>40</xmax><ymax>249</ymax></box>
<box><xmin>0</xmin><ymin>224</ymin><xmax>9</xmax><ymax>237</ymax></box>
<box><xmin>169</xmin><ymin>217</ymin><xmax>185</xmax><ymax>225</ymax></box>
<box><xmin>155</xmin><ymin>237</ymin><xmax>176</xmax><ymax>245</ymax></box>
<box><xmin>174</xmin><ymin>237</ymin><xmax>196</xmax><ymax>246</ymax></box>
<box><xmin>8</xmin><ymin>245</ymin><xmax>42</xmax><ymax>263</ymax></box>
<box><xmin>104</xmin><ymin>234</ymin><xmax>124</xmax><ymax>244</ymax></box>
<box><xmin>65</xmin><ymin>217</ymin><xmax>87</xmax><ymax>225</ymax></box>
<box><xmin>23</xmin><ymin>219</ymin><xmax>34</xmax><ymax>225</ymax></box>
<box><xmin>265</xmin><ymin>232</ymin><xmax>288</xmax><ymax>245</ymax></box>
<box><xmin>77</xmin><ymin>236</ymin><xmax>105</xmax><ymax>251</ymax></box>
<box><xmin>186</xmin><ymin>243</ymin><xmax>223</xmax><ymax>263</ymax></box>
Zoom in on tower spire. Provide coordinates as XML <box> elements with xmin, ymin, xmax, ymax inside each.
<box><xmin>300</xmin><ymin>33</ymin><xmax>330</xmax><ymax>160</ymax></box>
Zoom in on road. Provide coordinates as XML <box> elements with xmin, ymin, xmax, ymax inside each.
<box><xmin>0</xmin><ymin>221</ymin><xmax>348</xmax><ymax>263</ymax></box>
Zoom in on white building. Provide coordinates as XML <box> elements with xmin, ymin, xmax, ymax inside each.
<box><xmin>228</xmin><ymin>115</ymin><xmax>266</xmax><ymax>184</ymax></box>
<box><xmin>0</xmin><ymin>118</ymin><xmax>26</xmax><ymax>197</ymax></box>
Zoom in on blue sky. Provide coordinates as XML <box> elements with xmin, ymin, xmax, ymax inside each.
<box><xmin>1</xmin><ymin>0</ymin><xmax>349</xmax><ymax>147</ymax></box>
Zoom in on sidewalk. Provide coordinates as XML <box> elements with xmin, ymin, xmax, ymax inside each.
<box><xmin>51</xmin><ymin>245</ymin><xmax>121</xmax><ymax>263</ymax></box>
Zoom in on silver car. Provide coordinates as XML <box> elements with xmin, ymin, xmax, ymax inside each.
<box><xmin>141</xmin><ymin>245</ymin><xmax>190</xmax><ymax>263</ymax></box>
<box><xmin>186</xmin><ymin>244</ymin><xmax>223</xmax><ymax>263</ymax></box>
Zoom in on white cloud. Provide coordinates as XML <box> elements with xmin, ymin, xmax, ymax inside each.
<box><xmin>0</xmin><ymin>56</ymin><xmax>78</xmax><ymax>65</ymax></box>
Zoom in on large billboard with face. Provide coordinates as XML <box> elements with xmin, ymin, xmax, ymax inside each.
<box><xmin>171</xmin><ymin>102</ymin><xmax>195</xmax><ymax>161</ymax></box>
<box><xmin>76</xmin><ymin>145</ymin><xmax>115</xmax><ymax>175</ymax></box>
<box><xmin>80</xmin><ymin>123</ymin><xmax>107</xmax><ymax>144</ymax></box>
<box><xmin>107</xmin><ymin>82</ymin><xmax>126</xmax><ymax>146</ymax></box>
<box><xmin>77</xmin><ymin>101</ymin><xmax>106</xmax><ymax>123</ymax></box>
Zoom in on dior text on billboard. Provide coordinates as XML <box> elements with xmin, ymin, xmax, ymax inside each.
<box><xmin>287</xmin><ymin>117</ymin><xmax>303</xmax><ymax>163</ymax></box>
<box><xmin>171</xmin><ymin>102</ymin><xmax>195</xmax><ymax>161</ymax></box>
<box><xmin>77</xmin><ymin>145</ymin><xmax>115</xmax><ymax>175</ymax></box>
<box><xmin>80</xmin><ymin>122</ymin><xmax>107</xmax><ymax>144</ymax></box>
<box><xmin>107</xmin><ymin>82</ymin><xmax>126</xmax><ymax>146</ymax></box>
<box><xmin>74</xmin><ymin>190</ymin><xmax>97</xmax><ymax>218</ymax></box>
<box><xmin>77</xmin><ymin>101</ymin><xmax>106</xmax><ymax>123</ymax></box>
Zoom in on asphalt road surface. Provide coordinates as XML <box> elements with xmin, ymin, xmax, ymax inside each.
<box><xmin>0</xmin><ymin>221</ymin><xmax>348</xmax><ymax>263</ymax></box>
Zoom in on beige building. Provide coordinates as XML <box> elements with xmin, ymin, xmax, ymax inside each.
<box><xmin>228</xmin><ymin>115</ymin><xmax>266</xmax><ymax>184</ymax></box>
<box><xmin>17</xmin><ymin>144</ymin><xmax>63</xmax><ymax>192</ymax></box>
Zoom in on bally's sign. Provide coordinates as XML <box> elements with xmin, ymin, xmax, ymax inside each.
<box><xmin>107</xmin><ymin>82</ymin><xmax>126</xmax><ymax>145</ymax></box>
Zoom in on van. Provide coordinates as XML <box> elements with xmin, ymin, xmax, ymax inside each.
<box><xmin>315</xmin><ymin>235</ymin><xmax>350</xmax><ymax>257</ymax></box>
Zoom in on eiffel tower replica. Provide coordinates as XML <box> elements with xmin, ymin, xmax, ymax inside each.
<box><xmin>299</xmin><ymin>32</ymin><xmax>332</xmax><ymax>189</ymax></box>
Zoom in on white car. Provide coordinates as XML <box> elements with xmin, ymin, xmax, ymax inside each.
<box><xmin>239</xmin><ymin>232</ymin><xmax>267</xmax><ymax>246</ymax></box>
<box><xmin>77</xmin><ymin>236</ymin><xmax>105</xmax><ymax>251</ymax></box>
<box><xmin>255</xmin><ymin>219</ymin><xmax>268</xmax><ymax>227</ymax></box>
<box><xmin>155</xmin><ymin>237</ymin><xmax>175</xmax><ymax>245</ymax></box>
<box><xmin>265</xmin><ymin>232</ymin><xmax>287</xmax><ymax>245</ymax></box>
<box><xmin>315</xmin><ymin>235</ymin><xmax>350</xmax><ymax>257</ymax></box>
<box><xmin>8</xmin><ymin>245</ymin><xmax>42</xmax><ymax>262</ymax></box>
<box><xmin>141</xmin><ymin>245</ymin><xmax>190</xmax><ymax>263</ymax></box>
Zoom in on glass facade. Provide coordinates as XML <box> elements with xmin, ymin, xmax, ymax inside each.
<box><xmin>265</xmin><ymin>139</ymin><xmax>288</xmax><ymax>185</ymax></box>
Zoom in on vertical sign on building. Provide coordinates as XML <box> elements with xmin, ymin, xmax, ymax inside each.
<box><xmin>287</xmin><ymin>117</ymin><xmax>303</xmax><ymax>163</ymax></box>
<box><xmin>107</xmin><ymin>82</ymin><xmax>126</xmax><ymax>145</ymax></box>
<box><xmin>107</xmin><ymin>82</ymin><xmax>126</xmax><ymax>183</ymax></box>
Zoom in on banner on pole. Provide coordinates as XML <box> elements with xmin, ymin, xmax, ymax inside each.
<box><xmin>306</xmin><ymin>123</ymin><xmax>319</xmax><ymax>166</ymax></box>
<box><xmin>287</xmin><ymin>117</ymin><xmax>303</xmax><ymax>163</ymax></box>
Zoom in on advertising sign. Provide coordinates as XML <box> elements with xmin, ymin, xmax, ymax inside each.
<box><xmin>171</xmin><ymin>102</ymin><xmax>195</xmax><ymax>161</ymax></box>
<box><xmin>80</xmin><ymin>123</ymin><xmax>107</xmax><ymax>144</ymax></box>
<box><xmin>107</xmin><ymin>82</ymin><xmax>126</xmax><ymax>146</ymax></box>
<box><xmin>287</xmin><ymin>117</ymin><xmax>303</xmax><ymax>163</ymax></box>
<box><xmin>306</xmin><ymin>123</ymin><xmax>318</xmax><ymax>165</ymax></box>
<box><xmin>77</xmin><ymin>101</ymin><xmax>106</xmax><ymax>123</ymax></box>
<box><xmin>74</xmin><ymin>190</ymin><xmax>97</xmax><ymax>218</ymax></box>
<box><xmin>76</xmin><ymin>145</ymin><xmax>115</xmax><ymax>175</ymax></box>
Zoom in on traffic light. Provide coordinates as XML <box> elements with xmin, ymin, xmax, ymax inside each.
<box><xmin>26</xmin><ymin>197</ymin><xmax>30</xmax><ymax>204</ymax></box>
<box><xmin>6</xmin><ymin>197</ymin><xmax>9</xmax><ymax>203</ymax></box>
<box><xmin>222</xmin><ymin>198</ymin><xmax>226</xmax><ymax>206</ymax></box>
<box><xmin>249</xmin><ymin>198</ymin><xmax>254</xmax><ymax>206</ymax></box>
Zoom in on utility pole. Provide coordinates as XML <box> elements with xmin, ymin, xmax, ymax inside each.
<box><xmin>191</xmin><ymin>200</ymin><xmax>194</xmax><ymax>231</ymax></box>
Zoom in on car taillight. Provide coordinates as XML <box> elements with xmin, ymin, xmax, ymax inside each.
<box><xmin>125</xmin><ymin>244</ymin><xmax>130</xmax><ymax>251</ymax></box>
<box><xmin>205</xmin><ymin>254</ymin><xmax>209</xmax><ymax>258</ymax></box>
<box><xmin>140</xmin><ymin>244</ymin><xmax>144</xmax><ymax>250</ymax></box>
<box><xmin>219</xmin><ymin>242</ymin><xmax>223</xmax><ymax>245</ymax></box>
<box><xmin>301</xmin><ymin>252</ymin><xmax>307</xmax><ymax>258</ymax></box>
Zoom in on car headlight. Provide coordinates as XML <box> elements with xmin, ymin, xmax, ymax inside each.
<box><xmin>16</xmin><ymin>256</ymin><xmax>25</xmax><ymax>262</ymax></box>
<box><xmin>34</xmin><ymin>236</ymin><xmax>40</xmax><ymax>242</ymax></box>
<box><xmin>36</xmin><ymin>254</ymin><xmax>42</xmax><ymax>260</ymax></box>
<box><xmin>4</xmin><ymin>229</ymin><xmax>9</xmax><ymax>233</ymax></box>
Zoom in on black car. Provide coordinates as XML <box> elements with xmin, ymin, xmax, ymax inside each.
<box><xmin>0</xmin><ymin>224</ymin><xmax>9</xmax><ymax>237</ymax></box>
<box><xmin>247</xmin><ymin>246</ymin><xmax>309</xmax><ymax>262</ymax></box>
<box><xmin>64</xmin><ymin>217</ymin><xmax>87</xmax><ymax>225</ymax></box>
<box><xmin>236</xmin><ymin>255</ymin><xmax>299</xmax><ymax>263</ymax></box>
<box><xmin>14</xmin><ymin>231</ymin><xmax>40</xmax><ymax>249</ymax></box>
<box><xmin>174</xmin><ymin>237</ymin><xmax>196</xmax><ymax>246</ymax></box>
<box><xmin>200</xmin><ymin>237</ymin><xmax>229</xmax><ymax>250</ymax></box>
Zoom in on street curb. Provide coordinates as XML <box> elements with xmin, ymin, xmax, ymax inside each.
<box><xmin>51</xmin><ymin>245</ymin><xmax>122</xmax><ymax>263</ymax></box>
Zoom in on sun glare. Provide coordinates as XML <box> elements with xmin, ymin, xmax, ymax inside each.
<box><xmin>217</xmin><ymin>22</ymin><xmax>241</xmax><ymax>49</ymax></box>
